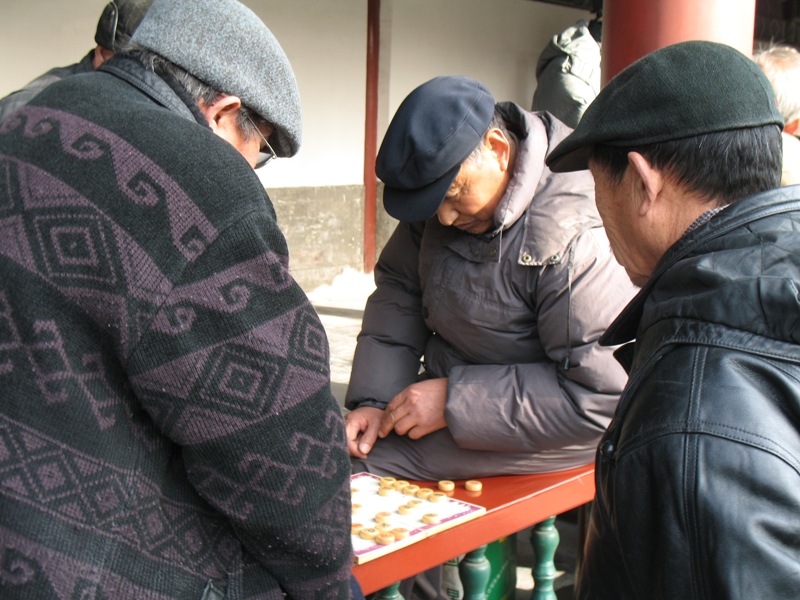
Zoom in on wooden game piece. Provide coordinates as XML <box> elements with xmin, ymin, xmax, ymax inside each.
<box><xmin>438</xmin><ymin>480</ymin><xmax>455</xmax><ymax>492</ymax></box>
<box><xmin>392</xmin><ymin>480</ymin><xmax>410</xmax><ymax>490</ymax></box>
<box><xmin>351</xmin><ymin>523</ymin><xmax>364</xmax><ymax>535</ymax></box>
<box><xmin>396</xmin><ymin>504</ymin><xmax>411</xmax><ymax>515</ymax></box>
<box><xmin>374</xmin><ymin>511</ymin><xmax>392</xmax><ymax>524</ymax></box>
<box><xmin>377</xmin><ymin>486</ymin><xmax>395</xmax><ymax>496</ymax></box>
<box><xmin>422</xmin><ymin>513</ymin><xmax>440</xmax><ymax>524</ymax></box>
<box><xmin>465</xmin><ymin>480</ymin><xmax>483</xmax><ymax>492</ymax></box>
<box><xmin>352</xmin><ymin>503</ymin><xmax>362</xmax><ymax>514</ymax></box>
<box><xmin>429</xmin><ymin>492</ymin><xmax>447</xmax><ymax>503</ymax></box>
<box><xmin>379</xmin><ymin>477</ymin><xmax>396</xmax><ymax>487</ymax></box>
<box><xmin>402</xmin><ymin>484</ymin><xmax>421</xmax><ymax>496</ymax></box>
<box><xmin>391</xmin><ymin>527</ymin><xmax>410</xmax><ymax>540</ymax></box>
<box><xmin>376</xmin><ymin>532</ymin><xmax>395</xmax><ymax>545</ymax></box>
<box><xmin>416</xmin><ymin>488</ymin><xmax>434</xmax><ymax>500</ymax></box>
<box><xmin>375</xmin><ymin>522</ymin><xmax>393</xmax><ymax>532</ymax></box>
<box><xmin>359</xmin><ymin>527</ymin><xmax>379</xmax><ymax>540</ymax></box>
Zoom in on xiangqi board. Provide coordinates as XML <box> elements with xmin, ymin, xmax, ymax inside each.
<box><xmin>350</xmin><ymin>472</ymin><xmax>486</xmax><ymax>564</ymax></box>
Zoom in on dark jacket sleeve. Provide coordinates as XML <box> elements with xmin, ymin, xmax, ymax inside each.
<box><xmin>345</xmin><ymin>221</ymin><xmax>433</xmax><ymax>409</ymax></box>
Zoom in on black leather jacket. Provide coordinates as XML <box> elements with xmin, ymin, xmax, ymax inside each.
<box><xmin>577</xmin><ymin>187</ymin><xmax>800</xmax><ymax>599</ymax></box>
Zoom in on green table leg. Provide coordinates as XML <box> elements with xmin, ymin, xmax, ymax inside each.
<box><xmin>373</xmin><ymin>581</ymin><xmax>404</xmax><ymax>599</ymax></box>
<box><xmin>530</xmin><ymin>516</ymin><xmax>559</xmax><ymax>600</ymax></box>
<box><xmin>459</xmin><ymin>545</ymin><xmax>490</xmax><ymax>600</ymax></box>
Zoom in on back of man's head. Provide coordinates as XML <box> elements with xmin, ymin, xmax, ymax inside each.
<box><xmin>95</xmin><ymin>0</ymin><xmax>154</xmax><ymax>52</ymax></box>
<box><xmin>547</xmin><ymin>41</ymin><xmax>784</xmax><ymax>204</ymax></box>
<box><xmin>753</xmin><ymin>44</ymin><xmax>800</xmax><ymax>128</ymax></box>
<box><xmin>131</xmin><ymin>0</ymin><xmax>302</xmax><ymax>157</ymax></box>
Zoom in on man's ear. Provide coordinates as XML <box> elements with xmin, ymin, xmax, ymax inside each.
<box><xmin>486</xmin><ymin>128</ymin><xmax>512</xmax><ymax>172</ymax></box>
<box><xmin>92</xmin><ymin>46</ymin><xmax>114</xmax><ymax>69</ymax></box>
<box><xmin>197</xmin><ymin>95</ymin><xmax>242</xmax><ymax>131</ymax></box>
<box><xmin>627</xmin><ymin>151</ymin><xmax>664</xmax><ymax>216</ymax></box>
<box><xmin>785</xmin><ymin>118</ymin><xmax>800</xmax><ymax>135</ymax></box>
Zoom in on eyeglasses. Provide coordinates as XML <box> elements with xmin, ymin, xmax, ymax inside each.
<box><xmin>244</xmin><ymin>113</ymin><xmax>277</xmax><ymax>169</ymax></box>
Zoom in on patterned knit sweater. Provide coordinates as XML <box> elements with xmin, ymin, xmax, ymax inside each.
<box><xmin>0</xmin><ymin>58</ymin><xmax>353</xmax><ymax>599</ymax></box>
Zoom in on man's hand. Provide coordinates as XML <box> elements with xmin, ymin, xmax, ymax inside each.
<box><xmin>345</xmin><ymin>406</ymin><xmax>384</xmax><ymax>459</ymax></box>
<box><xmin>379</xmin><ymin>378</ymin><xmax>448</xmax><ymax>440</ymax></box>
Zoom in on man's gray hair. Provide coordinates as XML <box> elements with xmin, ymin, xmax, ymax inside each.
<box><xmin>464</xmin><ymin>109</ymin><xmax>512</xmax><ymax>167</ymax></box>
<box><xmin>122</xmin><ymin>44</ymin><xmax>264</xmax><ymax>142</ymax></box>
<box><xmin>753</xmin><ymin>44</ymin><xmax>800</xmax><ymax>124</ymax></box>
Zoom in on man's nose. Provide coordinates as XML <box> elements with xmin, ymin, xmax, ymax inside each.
<box><xmin>436</xmin><ymin>205</ymin><xmax>458</xmax><ymax>226</ymax></box>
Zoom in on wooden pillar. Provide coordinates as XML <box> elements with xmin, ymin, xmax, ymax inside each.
<box><xmin>363</xmin><ymin>0</ymin><xmax>380</xmax><ymax>273</ymax></box>
<box><xmin>601</xmin><ymin>0</ymin><xmax>757</xmax><ymax>84</ymax></box>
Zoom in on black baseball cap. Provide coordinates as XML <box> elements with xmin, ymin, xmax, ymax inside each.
<box><xmin>546</xmin><ymin>41</ymin><xmax>784</xmax><ymax>173</ymax></box>
<box><xmin>376</xmin><ymin>76</ymin><xmax>496</xmax><ymax>222</ymax></box>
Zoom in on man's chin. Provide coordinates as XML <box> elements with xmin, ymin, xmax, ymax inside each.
<box><xmin>457</xmin><ymin>222</ymin><xmax>491</xmax><ymax>234</ymax></box>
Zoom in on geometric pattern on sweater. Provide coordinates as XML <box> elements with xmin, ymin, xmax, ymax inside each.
<box><xmin>132</xmin><ymin>303</ymin><xmax>330</xmax><ymax>445</ymax></box>
<box><xmin>0</xmin><ymin>290</ymin><xmax>122</xmax><ymax>430</ymax></box>
<box><xmin>0</xmin><ymin>107</ymin><xmax>219</xmax><ymax>262</ymax></box>
<box><xmin>191</xmin><ymin>409</ymin><xmax>346</xmax><ymax>516</ymax></box>
<box><xmin>0</xmin><ymin>414</ymin><xmax>234</xmax><ymax>579</ymax></box>
<box><xmin>0</xmin><ymin>150</ymin><xmax>223</xmax><ymax>362</ymax></box>
<box><xmin>0</xmin><ymin>153</ymin><xmax>180</xmax><ymax>361</ymax></box>
<box><xmin>148</xmin><ymin>252</ymin><xmax>295</xmax><ymax>337</ymax></box>
<box><xmin>0</xmin><ymin>121</ymin><xmax>330</xmax><ymax>436</ymax></box>
<box><xmin>0</xmin><ymin>524</ymin><xmax>177</xmax><ymax>600</ymax></box>
<box><xmin>239</xmin><ymin>476</ymin><xmax>353</xmax><ymax>595</ymax></box>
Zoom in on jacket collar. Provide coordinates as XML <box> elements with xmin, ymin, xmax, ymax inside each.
<box><xmin>601</xmin><ymin>186</ymin><xmax>800</xmax><ymax>347</ymax></box>
<box><xmin>490</xmin><ymin>103</ymin><xmax>599</xmax><ymax>265</ymax></box>
<box><xmin>98</xmin><ymin>55</ymin><xmax>200</xmax><ymax>124</ymax></box>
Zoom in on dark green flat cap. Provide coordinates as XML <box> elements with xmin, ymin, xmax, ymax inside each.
<box><xmin>546</xmin><ymin>40</ymin><xmax>783</xmax><ymax>173</ymax></box>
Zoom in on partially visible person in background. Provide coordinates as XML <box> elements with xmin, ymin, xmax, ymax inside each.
<box><xmin>0</xmin><ymin>0</ymin><xmax>153</xmax><ymax>121</ymax></box>
<box><xmin>753</xmin><ymin>43</ymin><xmax>800</xmax><ymax>186</ymax></box>
<box><xmin>531</xmin><ymin>15</ymin><xmax>602</xmax><ymax>128</ymax></box>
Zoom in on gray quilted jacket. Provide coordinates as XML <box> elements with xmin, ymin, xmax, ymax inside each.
<box><xmin>346</xmin><ymin>103</ymin><xmax>636</xmax><ymax>455</ymax></box>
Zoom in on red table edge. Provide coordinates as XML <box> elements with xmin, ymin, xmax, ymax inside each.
<box><xmin>352</xmin><ymin>465</ymin><xmax>596</xmax><ymax>594</ymax></box>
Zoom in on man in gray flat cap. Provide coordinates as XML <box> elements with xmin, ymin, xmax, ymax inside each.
<box><xmin>0</xmin><ymin>0</ymin><xmax>359</xmax><ymax>599</ymax></box>
<box><xmin>0</xmin><ymin>0</ymin><xmax>154</xmax><ymax>122</ymax></box>
<box><xmin>345</xmin><ymin>75</ymin><xmax>636</xmax><ymax>482</ymax></box>
<box><xmin>546</xmin><ymin>40</ymin><xmax>800</xmax><ymax>598</ymax></box>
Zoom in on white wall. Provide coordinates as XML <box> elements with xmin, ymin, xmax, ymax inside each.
<box><xmin>383</xmin><ymin>0</ymin><xmax>588</xmax><ymax>114</ymax></box>
<box><xmin>246</xmin><ymin>0</ymin><xmax>369</xmax><ymax>188</ymax></box>
<box><xmin>0</xmin><ymin>0</ymin><xmax>592</xmax><ymax>189</ymax></box>
<box><xmin>0</xmin><ymin>0</ymin><xmax>107</xmax><ymax>92</ymax></box>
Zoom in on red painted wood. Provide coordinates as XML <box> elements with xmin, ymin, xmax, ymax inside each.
<box><xmin>601</xmin><ymin>0</ymin><xmax>757</xmax><ymax>84</ymax></box>
<box><xmin>351</xmin><ymin>463</ymin><xmax>595</xmax><ymax>595</ymax></box>
<box><xmin>363</xmin><ymin>0</ymin><xmax>380</xmax><ymax>273</ymax></box>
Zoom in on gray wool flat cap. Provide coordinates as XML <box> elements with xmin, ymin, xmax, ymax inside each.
<box><xmin>132</xmin><ymin>0</ymin><xmax>302</xmax><ymax>157</ymax></box>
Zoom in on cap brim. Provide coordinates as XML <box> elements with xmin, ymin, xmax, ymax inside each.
<box><xmin>382</xmin><ymin>162</ymin><xmax>461</xmax><ymax>222</ymax></box>
<box><xmin>545</xmin><ymin>141</ymin><xmax>592</xmax><ymax>173</ymax></box>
